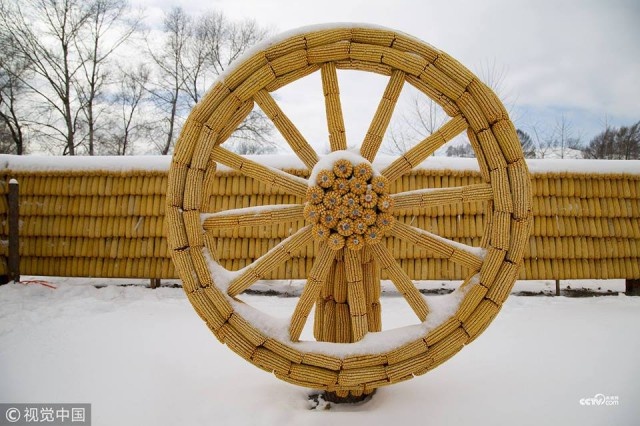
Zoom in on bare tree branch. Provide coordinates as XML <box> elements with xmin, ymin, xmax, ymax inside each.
<box><xmin>145</xmin><ymin>7</ymin><xmax>272</xmax><ymax>155</ymax></box>
<box><xmin>584</xmin><ymin>120</ymin><xmax>640</xmax><ymax>160</ymax></box>
<box><xmin>75</xmin><ymin>0</ymin><xmax>141</xmax><ymax>155</ymax></box>
<box><xmin>0</xmin><ymin>27</ymin><xmax>32</xmax><ymax>154</ymax></box>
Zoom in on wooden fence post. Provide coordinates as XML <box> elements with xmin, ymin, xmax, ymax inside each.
<box><xmin>626</xmin><ymin>279</ymin><xmax>640</xmax><ymax>296</ymax></box>
<box><xmin>8</xmin><ymin>179</ymin><xmax>20</xmax><ymax>283</ymax></box>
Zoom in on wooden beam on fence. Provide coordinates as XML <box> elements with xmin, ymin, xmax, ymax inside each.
<box><xmin>150</xmin><ymin>278</ymin><xmax>161</xmax><ymax>289</ymax></box>
<box><xmin>626</xmin><ymin>279</ymin><xmax>640</xmax><ymax>296</ymax></box>
<box><xmin>7</xmin><ymin>179</ymin><xmax>20</xmax><ymax>284</ymax></box>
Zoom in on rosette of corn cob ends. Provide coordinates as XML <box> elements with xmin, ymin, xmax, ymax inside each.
<box><xmin>305</xmin><ymin>158</ymin><xmax>393</xmax><ymax>251</ymax></box>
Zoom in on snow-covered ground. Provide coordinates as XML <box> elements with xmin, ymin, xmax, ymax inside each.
<box><xmin>1</xmin><ymin>278</ymin><xmax>638</xmax><ymax>426</ymax></box>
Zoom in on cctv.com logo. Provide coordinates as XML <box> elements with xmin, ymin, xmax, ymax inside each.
<box><xmin>579</xmin><ymin>393</ymin><xmax>619</xmax><ymax>406</ymax></box>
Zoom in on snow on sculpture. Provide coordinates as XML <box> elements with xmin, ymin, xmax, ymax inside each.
<box><xmin>165</xmin><ymin>24</ymin><xmax>532</xmax><ymax>402</ymax></box>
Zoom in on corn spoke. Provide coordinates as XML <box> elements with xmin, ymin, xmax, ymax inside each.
<box><xmin>381</xmin><ymin>115</ymin><xmax>468</xmax><ymax>182</ymax></box>
<box><xmin>360</xmin><ymin>70</ymin><xmax>405</xmax><ymax>162</ymax></box>
<box><xmin>368</xmin><ymin>242</ymin><xmax>429</xmax><ymax>322</ymax></box>
<box><xmin>289</xmin><ymin>243</ymin><xmax>337</xmax><ymax>341</ymax></box>
<box><xmin>217</xmin><ymin>100</ymin><xmax>254</xmax><ymax>145</ymax></box>
<box><xmin>390</xmin><ymin>221</ymin><xmax>484</xmax><ymax>272</ymax></box>
<box><xmin>392</xmin><ymin>183</ymin><xmax>493</xmax><ymax>211</ymax></box>
<box><xmin>344</xmin><ymin>249</ymin><xmax>368</xmax><ymax>342</ymax></box>
<box><xmin>321</xmin><ymin>62</ymin><xmax>347</xmax><ymax>151</ymax></box>
<box><xmin>201</xmin><ymin>204</ymin><xmax>304</xmax><ymax>230</ymax></box>
<box><xmin>227</xmin><ymin>225</ymin><xmax>313</xmax><ymax>297</ymax></box>
<box><xmin>254</xmin><ymin>89</ymin><xmax>318</xmax><ymax>169</ymax></box>
<box><xmin>211</xmin><ymin>145</ymin><xmax>308</xmax><ymax>198</ymax></box>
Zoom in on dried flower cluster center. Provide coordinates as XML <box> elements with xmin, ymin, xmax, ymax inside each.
<box><xmin>304</xmin><ymin>159</ymin><xmax>394</xmax><ymax>251</ymax></box>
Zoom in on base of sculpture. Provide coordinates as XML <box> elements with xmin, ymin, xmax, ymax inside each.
<box><xmin>323</xmin><ymin>389</ymin><xmax>375</xmax><ymax>404</ymax></box>
<box><xmin>309</xmin><ymin>389</ymin><xmax>376</xmax><ymax>408</ymax></box>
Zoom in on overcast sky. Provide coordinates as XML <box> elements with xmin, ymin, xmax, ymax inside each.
<box><xmin>136</xmin><ymin>0</ymin><xmax>640</xmax><ymax>148</ymax></box>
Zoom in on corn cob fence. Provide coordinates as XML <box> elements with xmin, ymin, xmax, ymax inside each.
<box><xmin>1</xmin><ymin>155</ymin><xmax>639</xmax><ymax>294</ymax></box>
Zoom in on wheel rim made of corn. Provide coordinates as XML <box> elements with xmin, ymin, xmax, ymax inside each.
<box><xmin>166</xmin><ymin>24</ymin><xmax>532</xmax><ymax>397</ymax></box>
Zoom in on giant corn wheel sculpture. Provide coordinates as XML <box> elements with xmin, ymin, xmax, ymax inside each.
<box><xmin>166</xmin><ymin>25</ymin><xmax>532</xmax><ymax>400</ymax></box>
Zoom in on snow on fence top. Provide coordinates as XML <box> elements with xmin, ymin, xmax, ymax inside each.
<box><xmin>0</xmin><ymin>154</ymin><xmax>171</xmax><ymax>173</ymax></box>
<box><xmin>1</xmin><ymin>154</ymin><xmax>639</xmax><ymax>175</ymax></box>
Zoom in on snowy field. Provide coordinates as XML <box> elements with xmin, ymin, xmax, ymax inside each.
<box><xmin>1</xmin><ymin>278</ymin><xmax>639</xmax><ymax>426</ymax></box>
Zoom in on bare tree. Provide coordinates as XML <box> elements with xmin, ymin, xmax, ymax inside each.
<box><xmin>0</xmin><ymin>0</ymin><xmax>96</xmax><ymax>155</ymax></box>
<box><xmin>227</xmin><ymin>138</ymin><xmax>277</xmax><ymax>155</ymax></box>
<box><xmin>100</xmin><ymin>65</ymin><xmax>150</xmax><ymax>155</ymax></box>
<box><xmin>75</xmin><ymin>0</ymin><xmax>140</xmax><ymax>155</ymax></box>
<box><xmin>445</xmin><ymin>144</ymin><xmax>474</xmax><ymax>158</ymax></box>
<box><xmin>478</xmin><ymin>59</ymin><xmax>513</xmax><ymax>109</ymax></box>
<box><xmin>583</xmin><ymin>126</ymin><xmax>615</xmax><ymax>159</ymax></box>
<box><xmin>146</xmin><ymin>8</ymin><xmax>272</xmax><ymax>155</ymax></box>
<box><xmin>180</xmin><ymin>12</ymin><xmax>209</xmax><ymax>106</ymax></box>
<box><xmin>552</xmin><ymin>115</ymin><xmax>581</xmax><ymax>159</ymax></box>
<box><xmin>0</xmin><ymin>0</ymin><xmax>139</xmax><ymax>155</ymax></box>
<box><xmin>186</xmin><ymin>11</ymin><xmax>272</xmax><ymax>153</ymax></box>
<box><xmin>185</xmin><ymin>12</ymin><xmax>267</xmax><ymax>104</ymax></box>
<box><xmin>516</xmin><ymin>129</ymin><xmax>536</xmax><ymax>159</ymax></box>
<box><xmin>614</xmin><ymin>121</ymin><xmax>640</xmax><ymax>160</ymax></box>
<box><xmin>0</xmin><ymin>31</ymin><xmax>31</xmax><ymax>154</ymax></box>
<box><xmin>0</xmin><ymin>122</ymin><xmax>15</xmax><ymax>152</ymax></box>
<box><xmin>2</xmin><ymin>2</ymin><xmax>271</xmax><ymax>156</ymax></box>
<box><xmin>583</xmin><ymin>121</ymin><xmax>639</xmax><ymax>160</ymax></box>
<box><xmin>178</xmin><ymin>11</ymin><xmax>255</xmax><ymax>105</ymax></box>
<box><xmin>531</xmin><ymin>115</ymin><xmax>582</xmax><ymax>159</ymax></box>
<box><xmin>530</xmin><ymin>125</ymin><xmax>566</xmax><ymax>159</ymax></box>
<box><xmin>146</xmin><ymin>7</ymin><xmax>190</xmax><ymax>155</ymax></box>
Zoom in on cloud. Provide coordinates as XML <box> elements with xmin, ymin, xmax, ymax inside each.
<box><xmin>136</xmin><ymin>0</ymin><xmax>640</xmax><ymax>142</ymax></box>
